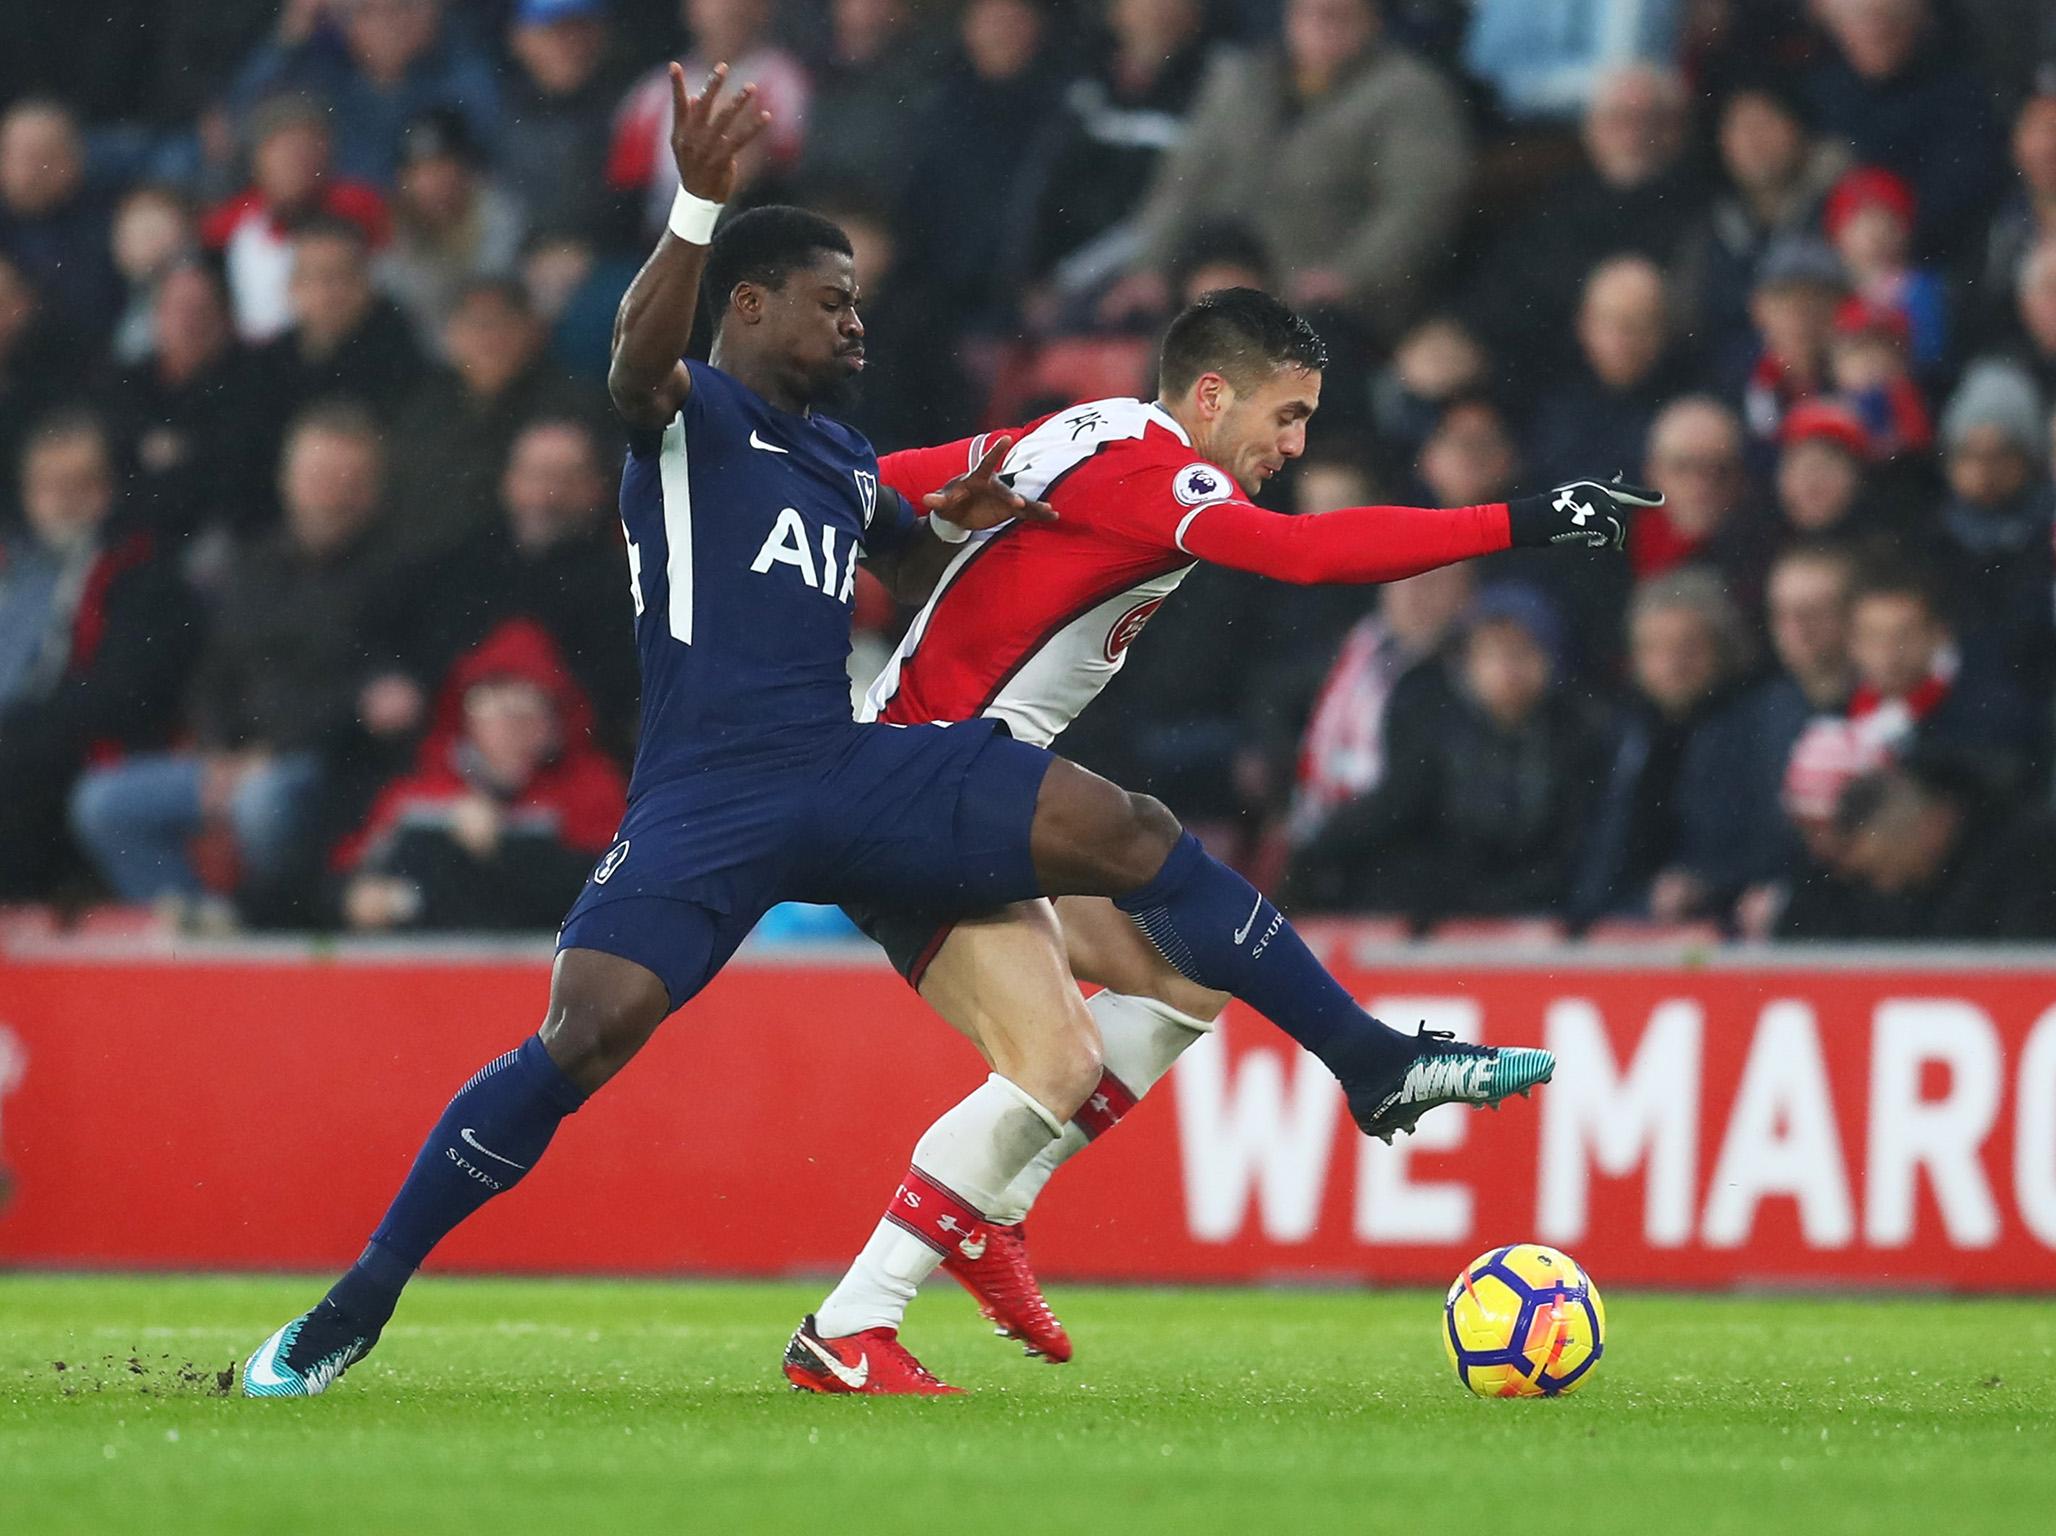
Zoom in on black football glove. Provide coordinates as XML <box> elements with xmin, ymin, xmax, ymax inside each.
<box><xmin>1506</xmin><ymin>473</ymin><xmax>1664</xmax><ymax>551</ymax></box>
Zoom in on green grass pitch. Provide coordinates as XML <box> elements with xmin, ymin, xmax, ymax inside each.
<box><xmin>2</xmin><ymin>1274</ymin><xmax>2049</xmax><ymax>1534</ymax></box>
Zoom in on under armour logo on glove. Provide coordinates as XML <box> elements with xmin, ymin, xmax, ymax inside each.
<box><xmin>1508</xmin><ymin>473</ymin><xmax>1663</xmax><ymax>551</ymax></box>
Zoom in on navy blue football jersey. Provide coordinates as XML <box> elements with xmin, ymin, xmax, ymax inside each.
<box><xmin>617</xmin><ymin>360</ymin><xmax>916</xmax><ymax>790</ymax></box>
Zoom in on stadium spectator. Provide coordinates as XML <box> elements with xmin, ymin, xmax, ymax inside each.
<box><xmin>339</xmin><ymin>620</ymin><xmax>625</xmax><ymax>933</ymax></box>
<box><xmin>1932</xmin><ymin>360</ymin><xmax>2055</xmax><ymax>703</ymax></box>
<box><xmin>0</xmin><ymin>414</ymin><xmax>198</xmax><ymax>899</ymax></box>
<box><xmin>1283</xmin><ymin>560</ymin><xmax>1475</xmax><ymax>849</ymax></box>
<box><xmin>232</xmin><ymin>0</ymin><xmax>501</xmax><ymax>186</ymax></box>
<box><xmin>501</xmin><ymin>0</ymin><xmax>622</xmax><ymax>239</ymax></box>
<box><xmin>1773</xmin><ymin>400</ymin><xmax>1873</xmax><ymax>542</ymax></box>
<box><xmin>1524</xmin><ymin>255</ymin><xmax>1686</xmax><ymax>483</ymax></box>
<box><xmin>1979</xmin><ymin>83</ymin><xmax>2056</xmax><ymax>343</ymax></box>
<box><xmin>1121</xmin><ymin>0</ymin><xmax>1472</xmax><ymax>336</ymax></box>
<box><xmin>1462</xmin><ymin>0</ymin><xmax>1684</xmax><ymax>121</ymax></box>
<box><xmin>202</xmin><ymin>93</ymin><xmax>391</xmax><ymax>342</ymax></box>
<box><xmin>1019</xmin><ymin>0</ymin><xmax>1214</xmax><ymax>299</ymax></box>
<box><xmin>2003</xmin><ymin>238</ymin><xmax>2056</xmax><ymax>399</ymax></box>
<box><xmin>1468</xmin><ymin>63</ymin><xmax>1697</xmax><ymax>383</ymax></box>
<box><xmin>895</xmin><ymin>0</ymin><xmax>1070</xmax><ymax>334</ymax></box>
<box><xmin>1573</xmin><ymin>569</ymin><xmax>1753</xmax><ymax>923</ymax></box>
<box><xmin>383</xmin><ymin>278</ymin><xmax>588</xmax><ymax>564</ymax></box>
<box><xmin>1805</xmin><ymin>0</ymin><xmax>2002</xmax><ymax>261</ymax></box>
<box><xmin>1629</xmin><ymin>396</ymin><xmax>1757</xmax><ymax>588</ymax></box>
<box><xmin>378</xmin><ymin>418</ymin><xmax>638</xmax><ymax>761</ymax></box>
<box><xmin>607</xmin><ymin>0</ymin><xmax>810</xmax><ymax>239</ymax></box>
<box><xmin>1840</xmin><ymin>564</ymin><xmax>2037</xmax><ymax>778</ymax></box>
<box><xmin>1688</xmin><ymin>540</ymin><xmax>1862</xmax><ymax>928</ymax></box>
<box><xmin>68</xmin><ymin>404</ymin><xmax>400</xmax><ymax>920</ymax></box>
<box><xmin>0</xmin><ymin>252</ymin><xmax>83</xmax><ymax>522</ymax></box>
<box><xmin>251</xmin><ymin>217</ymin><xmax>424</xmax><ymax>459</ymax></box>
<box><xmin>1369</xmin><ymin>314</ymin><xmax>1490</xmax><ymax>466</ymax></box>
<box><xmin>102</xmin><ymin>260</ymin><xmax>271</xmax><ymax>543</ymax></box>
<box><xmin>1823</xmin><ymin>755</ymin><xmax>2056</xmax><ymax>940</ymax></box>
<box><xmin>1825</xmin><ymin>297</ymin><xmax>1932</xmax><ymax>459</ymax></box>
<box><xmin>794</xmin><ymin>0</ymin><xmax>939</xmax><ymax>207</ymax></box>
<box><xmin>1680</xmin><ymin>75</ymin><xmax>1848</xmax><ymax>346</ymax></box>
<box><xmin>0</xmin><ymin>99</ymin><xmax>119</xmax><ymax>343</ymax></box>
<box><xmin>1283</xmin><ymin>583</ymin><xmax>1609</xmax><ymax>922</ymax></box>
<box><xmin>376</xmin><ymin>109</ymin><xmax>527</xmax><ymax>348</ymax></box>
<box><xmin>108</xmin><ymin>183</ymin><xmax>199</xmax><ymax>366</ymax></box>
<box><xmin>1738</xmin><ymin>237</ymin><xmax>1846</xmax><ymax>444</ymax></box>
<box><xmin>820</xmin><ymin>201</ymin><xmax>974</xmax><ymax>453</ymax></box>
<box><xmin>1823</xmin><ymin>166</ymin><xmax>1947</xmax><ymax>373</ymax></box>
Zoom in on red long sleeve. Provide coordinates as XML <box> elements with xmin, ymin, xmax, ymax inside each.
<box><xmin>878</xmin><ymin>434</ymin><xmax>996</xmax><ymax>504</ymax></box>
<box><xmin>1175</xmin><ymin>498</ymin><xmax>1512</xmax><ymax>585</ymax></box>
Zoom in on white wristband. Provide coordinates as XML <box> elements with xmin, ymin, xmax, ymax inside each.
<box><xmin>928</xmin><ymin>513</ymin><xmax>972</xmax><ymax>544</ymax></box>
<box><xmin>667</xmin><ymin>187</ymin><xmax>724</xmax><ymax>245</ymax></box>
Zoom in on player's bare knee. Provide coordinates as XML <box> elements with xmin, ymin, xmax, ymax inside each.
<box><xmin>540</xmin><ymin>989</ymin><xmax>664</xmax><ymax>1090</ymax></box>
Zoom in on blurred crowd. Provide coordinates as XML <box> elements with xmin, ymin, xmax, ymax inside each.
<box><xmin>2</xmin><ymin>0</ymin><xmax>2055</xmax><ymax>943</ymax></box>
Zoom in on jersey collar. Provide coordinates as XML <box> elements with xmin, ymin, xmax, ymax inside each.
<box><xmin>1147</xmin><ymin>400</ymin><xmax>1193</xmax><ymax>446</ymax></box>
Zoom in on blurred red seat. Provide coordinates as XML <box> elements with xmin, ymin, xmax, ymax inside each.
<box><xmin>1581</xmin><ymin>919</ymin><xmax>1724</xmax><ymax>947</ymax></box>
<box><xmin>1428</xmin><ymin>917</ymin><xmax>1568</xmax><ymax>947</ymax></box>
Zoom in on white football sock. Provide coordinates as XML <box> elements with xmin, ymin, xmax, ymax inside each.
<box><xmin>814</xmin><ymin>1073</ymin><xmax>1062</xmax><ymax>1337</ymax></box>
<box><xmin>985</xmin><ymin>991</ymin><xmax>1211</xmax><ymax>1225</ymax></box>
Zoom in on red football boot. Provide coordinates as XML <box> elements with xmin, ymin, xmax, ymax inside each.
<box><xmin>942</xmin><ymin>1222</ymin><xmax>1072</xmax><ymax>1363</ymax></box>
<box><xmin>782</xmin><ymin>1315</ymin><xmax>964</xmax><ymax>1396</ymax></box>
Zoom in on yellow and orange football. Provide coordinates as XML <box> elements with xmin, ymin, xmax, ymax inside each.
<box><xmin>1442</xmin><ymin>1243</ymin><xmax>1606</xmax><ymax>1397</ymax></box>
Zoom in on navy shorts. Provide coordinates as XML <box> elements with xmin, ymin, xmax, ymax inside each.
<box><xmin>557</xmin><ymin>718</ymin><xmax>1050</xmax><ymax>1012</ymax></box>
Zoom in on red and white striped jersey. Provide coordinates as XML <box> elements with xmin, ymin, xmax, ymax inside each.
<box><xmin>863</xmin><ymin>398</ymin><xmax>1516</xmax><ymax>747</ymax></box>
<box><xmin>863</xmin><ymin>398</ymin><xmax>1235</xmax><ymax>745</ymax></box>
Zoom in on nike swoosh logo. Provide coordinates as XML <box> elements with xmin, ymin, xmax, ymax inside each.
<box><xmin>749</xmin><ymin>430</ymin><xmax>789</xmax><ymax>454</ymax></box>
<box><xmin>1232</xmin><ymin>893</ymin><xmax>1265</xmax><ymax>946</ymax></box>
<box><xmin>460</xmin><ymin>1128</ymin><xmax>527</xmax><ymax>1169</ymax></box>
<box><xmin>796</xmin><ymin>1332</ymin><xmax>869</xmax><ymax>1389</ymax></box>
<box><xmin>244</xmin><ymin>1326</ymin><xmax>294</xmax><ymax>1390</ymax></box>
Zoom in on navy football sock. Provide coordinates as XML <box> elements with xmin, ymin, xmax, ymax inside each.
<box><xmin>325</xmin><ymin>1036</ymin><xmax>585</xmax><ymax>1330</ymax></box>
<box><xmin>1115</xmin><ymin>832</ymin><xmax>1411</xmax><ymax>1075</ymax></box>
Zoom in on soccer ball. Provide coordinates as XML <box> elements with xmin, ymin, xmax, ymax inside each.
<box><xmin>1442</xmin><ymin>1243</ymin><xmax>1605</xmax><ymax>1398</ymax></box>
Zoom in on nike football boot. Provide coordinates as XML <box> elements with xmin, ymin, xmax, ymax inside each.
<box><xmin>1346</xmin><ymin>1025</ymin><xmax>1555</xmax><ymax>1143</ymax></box>
<box><xmin>241</xmin><ymin>1298</ymin><xmax>378</xmax><ymax>1397</ymax></box>
<box><xmin>782</xmin><ymin>1315</ymin><xmax>962</xmax><ymax>1396</ymax></box>
<box><xmin>941</xmin><ymin>1222</ymin><xmax>1072</xmax><ymax>1362</ymax></box>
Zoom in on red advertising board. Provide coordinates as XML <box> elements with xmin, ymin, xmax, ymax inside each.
<box><xmin>1</xmin><ymin>943</ymin><xmax>2052</xmax><ymax>1289</ymax></box>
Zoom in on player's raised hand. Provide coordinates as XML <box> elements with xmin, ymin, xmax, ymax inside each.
<box><xmin>668</xmin><ymin>61</ymin><xmax>772</xmax><ymax>205</ymax></box>
<box><xmin>1506</xmin><ymin>472</ymin><xmax>1663</xmax><ymax>551</ymax></box>
<box><xmin>923</xmin><ymin>437</ymin><xmax>1058</xmax><ymax>531</ymax></box>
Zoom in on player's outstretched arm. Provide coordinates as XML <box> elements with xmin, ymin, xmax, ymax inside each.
<box><xmin>1176</xmin><ymin>474</ymin><xmax>1662</xmax><ymax>586</ymax></box>
<box><xmin>607</xmin><ymin>62</ymin><xmax>770</xmax><ymax>430</ymax></box>
<box><xmin>866</xmin><ymin>436</ymin><xmax>1056</xmax><ymax>605</ymax></box>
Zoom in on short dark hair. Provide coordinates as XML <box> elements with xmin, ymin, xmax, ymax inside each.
<box><xmin>702</xmin><ymin>205</ymin><xmax>854</xmax><ymax>327</ymax></box>
<box><xmin>1850</xmin><ymin>561</ymin><xmax>1947</xmax><ymax>625</ymax></box>
<box><xmin>1157</xmin><ymin>287</ymin><xmax>1327</xmax><ymax>398</ymax></box>
<box><xmin>292</xmin><ymin>213</ymin><xmax>371</xmax><ymax>256</ymax></box>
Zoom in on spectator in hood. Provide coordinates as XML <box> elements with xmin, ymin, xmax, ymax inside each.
<box><xmin>339</xmin><ymin>618</ymin><xmax>626</xmax><ymax>932</ymax></box>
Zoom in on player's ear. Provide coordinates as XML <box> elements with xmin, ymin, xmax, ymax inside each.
<box><xmin>730</xmin><ymin>281</ymin><xmax>763</xmax><ymax>326</ymax></box>
<box><xmin>1195</xmin><ymin>371</ymin><xmax>1234</xmax><ymax>421</ymax></box>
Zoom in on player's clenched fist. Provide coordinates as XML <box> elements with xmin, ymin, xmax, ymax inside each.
<box><xmin>1506</xmin><ymin>473</ymin><xmax>1664</xmax><ymax>551</ymax></box>
<box><xmin>667</xmin><ymin>61</ymin><xmax>772</xmax><ymax>205</ymax></box>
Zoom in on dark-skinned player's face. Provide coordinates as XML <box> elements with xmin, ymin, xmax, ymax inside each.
<box><xmin>1212</xmin><ymin>365</ymin><xmax>1321</xmax><ymax>494</ymax></box>
<box><xmin>746</xmin><ymin>250</ymin><xmax>866</xmax><ymax>408</ymax></box>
